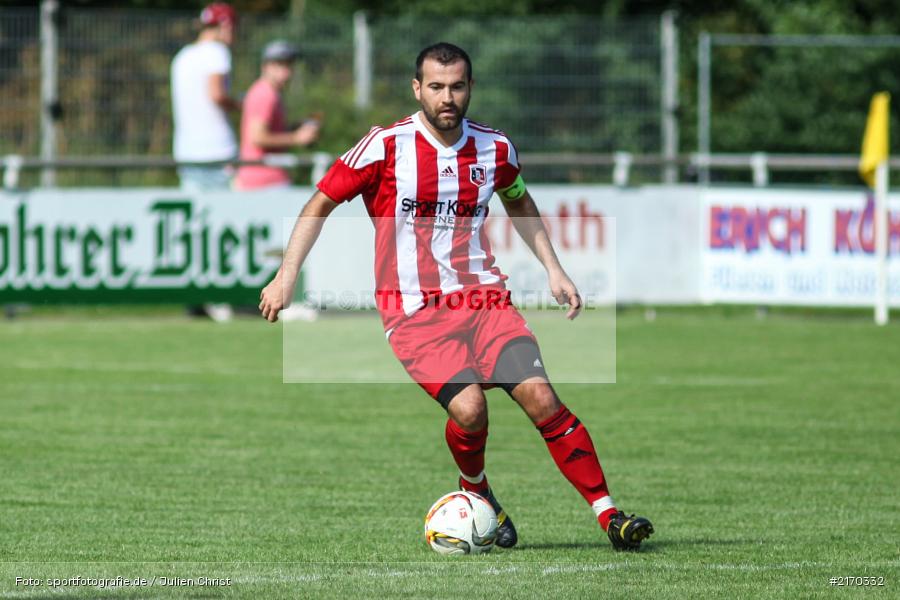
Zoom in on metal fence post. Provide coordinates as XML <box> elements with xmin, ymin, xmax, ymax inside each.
<box><xmin>3</xmin><ymin>155</ymin><xmax>24</xmax><ymax>190</ymax></box>
<box><xmin>697</xmin><ymin>31</ymin><xmax>711</xmax><ymax>185</ymax></box>
<box><xmin>660</xmin><ymin>10</ymin><xmax>679</xmax><ymax>184</ymax></box>
<box><xmin>353</xmin><ymin>11</ymin><xmax>372</xmax><ymax>111</ymax></box>
<box><xmin>40</xmin><ymin>0</ymin><xmax>60</xmax><ymax>187</ymax></box>
<box><xmin>750</xmin><ymin>152</ymin><xmax>769</xmax><ymax>187</ymax></box>
<box><xmin>613</xmin><ymin>152</ymin><xmax>633</xmax><ymax>187</ymax></box>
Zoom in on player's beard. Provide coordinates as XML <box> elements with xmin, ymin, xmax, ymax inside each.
<box><xmin>421</xmin><ymin>96</ymin><xmax>470</xmax><ymax>131</ymax></box>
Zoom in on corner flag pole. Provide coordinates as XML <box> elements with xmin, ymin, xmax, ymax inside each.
<box><xmin>859</xmin><ymin>92</ymin><xmax>890</xmax><ymax>326</ymax></box>
<box><xmin>875</xmin><ymin>160</ymin><xmax>889</xmax><ymax>326</ymax></box>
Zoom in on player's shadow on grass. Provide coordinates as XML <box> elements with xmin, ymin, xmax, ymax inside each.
<box><xmin>516</xmin><ymin>542</ymin><xmax>599</xmax><ymax>551</ymax></box>
<box><xmin>519</xmin><ymin>538</ymin><xmax>749</xmax><ymax>552</ymax></box>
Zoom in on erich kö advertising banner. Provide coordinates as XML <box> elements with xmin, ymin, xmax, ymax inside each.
<box><xmin>0</xmin><ymin>190</ymin><xmax>298</xmax><ymax>303</ymax></box>
<box><xmin>700</xmin><ymin>188</ymin><xmax>900</xmax><ymax>306</ymax></box>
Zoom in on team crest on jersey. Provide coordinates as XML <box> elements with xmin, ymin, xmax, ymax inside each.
<box><xmin>469</xmin><ymin>164</ymin><xmax>487</xmax><ymax>187</ymax></box>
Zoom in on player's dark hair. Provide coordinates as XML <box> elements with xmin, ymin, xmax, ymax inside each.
<box><xmin>415</xmin><ymin>42</ymin><xmax>472</xmax><ymax>82</ymax></box>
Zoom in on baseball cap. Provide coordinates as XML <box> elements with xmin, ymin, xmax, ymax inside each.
<box><xmin>262</xmin><ymin>40</ymin><xmax>300</xmax><ymax>62</ymax></box>
<box><xmin>200</xmin><ymin>3</ymin><xmax>237</xmax><ymax>27</ymax></box>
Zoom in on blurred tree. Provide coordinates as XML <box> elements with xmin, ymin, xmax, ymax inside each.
<box><xmin>667</xmin><ymin>0</ymin><xmax>900</xmax><ymax>185</ymax></box>
<box><xmin>11</xmin><ymin>0</ymin><xmax>900</xmax><ymax>186</ymax></box>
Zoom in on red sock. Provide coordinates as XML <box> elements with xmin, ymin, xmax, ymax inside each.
<box><xmin>445</xmin><ymin>419</ymin><xmax>490</xmax><ymax>494</ymax></box>
<box><xmin>537</xmin><ymin>405</ymin><xmax>617</xmax><ymax>530</ymax></box>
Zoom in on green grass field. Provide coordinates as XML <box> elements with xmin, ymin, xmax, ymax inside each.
<box><xmin>1</xmin><ymin>307</ymin><xmax>898</xmax><ymax>599</ymax></box>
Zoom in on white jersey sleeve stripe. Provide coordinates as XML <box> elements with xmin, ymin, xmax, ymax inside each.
<box><xmin>339</xmin><ymin>135</ymin><xmax>366</xmax><ymax>163</ymax></box>
<box><xmin>342</xmin><ymin>126</ymin><xmax>382</xmax><ymax>167</ymax></box>
<box><xmin>340</xmin><ymin>126</ymin><xmax>378</xmax><ymax>164</ymax></box>
<box><xmin>348</xmin><ymin>128</ymin><xmax>387</xmax><ymax>169</ymax></box>
<box><xmin>505</xmin><ymin>139</ymin><xmax>519</xmax><ymax>169</ymax></box>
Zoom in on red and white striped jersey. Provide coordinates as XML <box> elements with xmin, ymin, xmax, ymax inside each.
<box><xmin>317</xmin><ymin>111</ymin><xmax>521</xmax><ymax>332</ymax></box>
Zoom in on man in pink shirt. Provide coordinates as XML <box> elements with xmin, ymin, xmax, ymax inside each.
<box><xmin>236</xmin><ymin>41</ymin><xmax>320</xmax><ymax>190</ymax></box>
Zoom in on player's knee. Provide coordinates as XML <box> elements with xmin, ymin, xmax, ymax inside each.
<box><xmin>447</xmin><ymin>388</ymin><xmax>488</xmax><ymax>431</ymax></box>
<box><xmin>452</xmin><ymin>403</ymin><xmax>488</xmax><ymax>431</ymax></box>
<box><xmin>455</xmin><ymin>412</ymin><xmax>487</xmax><ymax>432</ymax></box>
<box><xmin>519</xmin><ymin>380</ymin><xmax>561</xmax><ymax>424</ymax></box>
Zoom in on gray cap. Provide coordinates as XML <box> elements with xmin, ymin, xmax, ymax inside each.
<box><xmin>262</xmin><ymin>40</ymin><xmax>300</xmax><ymax>62</ymax></box>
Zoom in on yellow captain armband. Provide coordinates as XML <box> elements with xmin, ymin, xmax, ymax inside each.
<box><xmin>497</xmin><ymin>174</ymin><xmax>526</xmax><ymax>201</ymax></box>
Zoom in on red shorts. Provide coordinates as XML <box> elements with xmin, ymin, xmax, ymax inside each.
<box><xmin>388</xmin><ymin>287</ymin><xmax>536</xmax><ymax>401</ymax></box>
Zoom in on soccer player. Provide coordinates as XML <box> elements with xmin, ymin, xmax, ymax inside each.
<box><xmin>259</xmin><ymin>43</ymin><xmax>653</xmax><ymax>551</ymax></box>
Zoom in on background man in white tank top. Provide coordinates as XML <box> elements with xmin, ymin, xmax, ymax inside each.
<box><xmin>170</xmin><ymin>3</ymin><xmax>241</xmax><ymax>191</ymax></box>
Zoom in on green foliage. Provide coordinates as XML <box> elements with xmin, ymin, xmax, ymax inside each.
<box><xmin>0</xmin><ymin>7</ymin><xmax>661</xmax><ymax>186</ymax></box>
<box><xmin>673</xmin><ymin>0</ymin><xmax>900</xmax><ymax>184</ymax></box>
<box><xmin>8</xmin><ymin>1</ymin><xmax>900</xmax><ymax>186</ymax></box>
<box><xmin>364</xmin><ymin>14</ymin><xmax>660</xmax><ymax>157</ymax></box>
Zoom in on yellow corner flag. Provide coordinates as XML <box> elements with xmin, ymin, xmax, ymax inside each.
<box><xmin>859</xmin><ymin>92</ymin><xmax>890</xmax><ymax>188</ymax></box>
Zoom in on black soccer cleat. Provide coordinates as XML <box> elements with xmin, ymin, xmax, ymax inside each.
<box><xmin>606</xmin><ymin>511</ymin><xmax>653</xmax><ymax>551</ymax></box>
<box><xmin>459</xmin><ymin>478</ymin><xmax>518</xmax><ymax>548</ymax></box>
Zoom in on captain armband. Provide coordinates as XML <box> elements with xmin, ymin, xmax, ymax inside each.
<box><xmin>497</xmin><ymin>174</ymin><xmax>527</xmax><ymax>201</ymax></box>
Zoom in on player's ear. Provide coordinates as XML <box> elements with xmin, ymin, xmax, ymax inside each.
<box><xmin>412</xmin><ymin>77</ymin><xmax>421</xmax><ymax>101</ymax></box>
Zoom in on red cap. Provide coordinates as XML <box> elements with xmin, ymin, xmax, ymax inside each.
<box><xmin>200</xmin><ymin>3</ymin><xmax>237</xmax><ymax>27</ymax></box>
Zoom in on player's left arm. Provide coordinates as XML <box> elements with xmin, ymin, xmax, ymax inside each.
<box><xmin>499</xmin><ymin>184</ymin><xmax>581</xmax><ymax>320</ymax></box>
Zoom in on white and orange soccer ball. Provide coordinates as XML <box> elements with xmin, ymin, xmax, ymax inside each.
<box><xmin>424</xmin><ymin>491</ymin><xmax>498</xmax><ymax>555</ymax></box>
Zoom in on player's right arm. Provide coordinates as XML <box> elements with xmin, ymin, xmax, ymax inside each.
<box><xmin>259</xmin><ymin>191</ymin><xmax>337</xmax><ymax>322</ymax></box>
<box><xmin>258</xmin><ymin>126</ymin><xmax>384</xmax><ymax>322</ymax></box>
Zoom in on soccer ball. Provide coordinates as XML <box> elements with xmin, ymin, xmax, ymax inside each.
<box><xmin>424</xmin><ymin>491</ymin><xmax>498</xmax><ymax>555</ymax></box>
